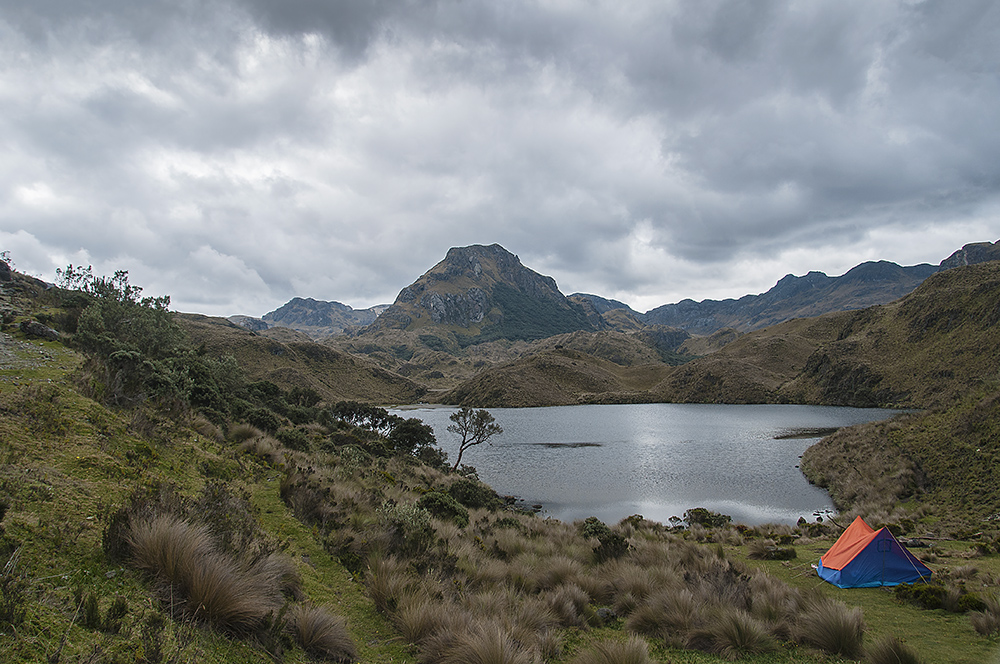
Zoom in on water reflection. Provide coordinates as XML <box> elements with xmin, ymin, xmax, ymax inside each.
<box><xmin>391</xmin><ymin>403</ymin><xmax>900</xmax><ymax>526</ymax></box>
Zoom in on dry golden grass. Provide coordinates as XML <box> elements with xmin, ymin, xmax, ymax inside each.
<box><xmin>289</xmin><ymin>604</ymin><xmax>358</xmax><ymax>663</ymax></box>
<box><xmin>794</xmin><ymin>593</ymin><xmax>866</xmax><ymax>659</ymax></box>
<box><xmin>866</xmin><ymin>635</ymin><xmax>925</xmax><ymax>664</ymax></box>
<box><xmin>127</xmin><ymin>514</ymin><xmax>290</xmax><ymax>634</ymax></box>
<box><xmin>567</xmin><ymin>635</ymin><xmax>653</xmax><ymax>664</ymax></box>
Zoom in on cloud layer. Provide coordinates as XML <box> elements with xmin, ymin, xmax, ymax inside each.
<box><xmin>3</xmin><ymin>0</ymin><xmax>999</xmax><ymax>315</ymax></box>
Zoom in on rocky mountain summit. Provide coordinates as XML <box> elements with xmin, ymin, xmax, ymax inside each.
<box><xmin>364</xmin><ymin>243</ymin><xmax>594</xmax><ymax>343</ymax></box>
<box><xmin>229</xmin><ymin>298</ymin><xmax>388</xmax><ymax>340</ymax></box>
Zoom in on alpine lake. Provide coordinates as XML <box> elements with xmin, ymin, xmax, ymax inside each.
<box><xmin>390</xmin><ymin>403</ymin><xmax>902</xmax><ymax>527</ymax></box>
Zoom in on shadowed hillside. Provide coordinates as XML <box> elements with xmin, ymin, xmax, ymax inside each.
<box><xmin>655</xmin><ymin>261</ymin><xmax>1000</xmax><ymax>407</ymax></box>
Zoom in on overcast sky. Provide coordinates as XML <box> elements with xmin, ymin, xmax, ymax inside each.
<box><xmin>3</xmin><ymin>1</ymin><xmax>999</xmax><ymax>317</ymax></box>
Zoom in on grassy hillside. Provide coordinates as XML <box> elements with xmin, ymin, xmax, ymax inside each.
<box><xmin>3</xmin><ymin>265</ymin><xmax>1000</xmax><ymax>663</ymax></box>
<box><xmin>801</xmin><ymin>388</ymin><xmax>1000</xmax><ymax>533</ymax></box>
<box><xmin>177</xmin><ymin>314</ymin><xmax>425</xmax><ymax>405</ymax></box>
<box><xmin>655</xmin><ymin>261</ymin><xmax>1000</xmax><ymax>409</ymax></box>
<box><xmin>330</xmin><ymin>328</ymin><xmax>683</xmax><ymax>395</ymax></box>
<box><xmin>2</xmin><ymin>352</ymin><xmax>998</xmax><ymax>663</ymax></box>
<box><xmin>439</xmin><ymin>348</ymin><xmax>671</xmax><ymax>407</ymax></box>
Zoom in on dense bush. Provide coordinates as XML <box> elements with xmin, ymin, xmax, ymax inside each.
<box><xmin>685</xmin><ymin>507</ymin><xmax>732</xmax><ymax>528</ymax></box>
<box><xmin>447</xmin><ymin>477</ymin><xmax>504</xmax><ymax>510</ymax></box>
<box><xmin>417</xmin><ymin>492</ymin><xmax>470</xmax><ymax>528</ymax></box>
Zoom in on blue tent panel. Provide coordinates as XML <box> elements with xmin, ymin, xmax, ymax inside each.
<box><xmin>818</xmin><ymin>527</ymin><xmax>931</xmax><ymax>589</ymax></box>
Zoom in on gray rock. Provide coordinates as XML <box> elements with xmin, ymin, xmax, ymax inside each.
<box><xmin>19</xmin><ymin>320</ymin><xmax>60</xmax><ymax>341</ymax></box>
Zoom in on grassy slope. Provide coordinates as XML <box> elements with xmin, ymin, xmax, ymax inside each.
<box><xmin>4</xmin><ymin>358</ymin><xmax>997</xmax><ymax>662</ymax></box>
<box><xmin>438</xmin><ymin>348</ymin><xmax>671</xmax><ymax>407</ymax></box>
<box><xmin>800</xmin><ymin>388</ymin><xmax>1000</xmax><ymax>531</ymax></box>
<box><xmin>659</xmin><ymin>261</ymin><xmax>1000</xmax><ymax>409</ymax></box>
<box><xmin>0</xmin><ymin>337</ymin><xmax>414</xmax><ymax>663</ymax></box>
<box><xmin>177</xmin><ymin>313</ymin><xmax>425</xmax><ymax>405</ymax></box>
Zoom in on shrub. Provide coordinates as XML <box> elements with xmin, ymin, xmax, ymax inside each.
<box><xmin>377</xmin><ymin>502</ymin><xmax>434</xmax><ymax>556</ymax></box>
<box><xmin>894</xmin><ymin>582</ymin><xmax>946</xmax><ymax>610</ymax></box>
<box><xmin>417</xmin><ymin>492</ymin><xmax>470</xmax><ymax>528</ymax></box>
<box><xmin>388</xmin><ymin>417</ymin><xmax>437</xmax><ymax>455</ymax></box>
<box><xmin>594</xmin><ymin>533</ymin><xmax>630</xmax><ymax>563</ymax></box>
<box><xmin>448</xmin><ymin>477</ymin><xmax>504</xmax><ymax>510</ymax></box>
<box><xmin>568</xmin><ymin>636</ymin><xmax>653</xmax><ymax>664</ymax></box>
<box><xmin>866</xmin><ymin>635</ymin><xmax>924</xmax><ymax>664</ymax></box>
<box><xmin>416</xmin><ymin>444</ymin><xmax>450</xmax><ymax>471</ymax></box>
<box><xmin>276</xmin><ymin>427</ymin><xmax>311</xmax><ymax>451</ymax></box>
<box><xmin>580</xmin><ymin>517</ymin><xmax>613</xmax><ymax>541</ymax></box>
<box><xmin>289</xmin><ymin>604</ymin><xmax>358</xmax><ymax>663</ymax></box>
<box><xmin>684</xmin><ymin>508</ymin><xmax>732</xmax><ymax>528</ymax></box>
<box><xmin>247</xmin><ymin>408</ymin><xmax>282</xmax><ymax>434</ymax></box>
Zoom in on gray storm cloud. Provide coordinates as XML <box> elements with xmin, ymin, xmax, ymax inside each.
<box><xmin>1</xmin><ymin>0</ymin><xmax>998</xmax><ymax>315</ymax></box>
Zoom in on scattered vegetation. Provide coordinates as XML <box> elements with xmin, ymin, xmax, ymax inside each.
<box><xmin>2</xmin><ymin>259</ymin><xmax>1000</xmax><ymax>663</ymax></box>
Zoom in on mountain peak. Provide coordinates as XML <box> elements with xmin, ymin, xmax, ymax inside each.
<box><xmin>363</xmin><ymin>243</ymin><xmax>592</xmax><ymax>343</ymax></box>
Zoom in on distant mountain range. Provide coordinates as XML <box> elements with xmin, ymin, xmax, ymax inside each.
<box><xmin>239</xmin><ymin>239</ymin><xmax>1000</xmax><ymax>347</ymax></box>
<box><xmin>230</xmin><ymin>298</ymin><xmax>388</xmax><ymax>339</ymax></box>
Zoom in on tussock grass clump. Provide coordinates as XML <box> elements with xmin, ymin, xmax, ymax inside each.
<box><xmin>394</xmin><ymin>598</ymin><xmax>457</xmax><ymax>644</ymax></box>
<box><xmin>968</xmin><ymin>593</ymin><xmax>1000</xmax><ymax>636</ymax></box>
<box><xmin>746</xmin><ymin>538</ymin><xmax>796</xmax><ymax>560</ymax></box>
<box><xmin>795</xmin><ymin>594</ymin><xmax>865</xmax><ymax>659</ymax></box>
<box><xmin>127</xmin><ymin>514</ymin><xmax>287</xmax><ymax>633</ymax></box>
<box><xmin>688</xmin><ymin>608</ymin><xmax>777</xmax><ymax>660</ymax></box>
<box><xmin>438</xmin><ymin>622</ymin><xmax>534</xmax><ymax>664</ymax></box>
<box><xmin>567</xmin><ymin>635</ymin><xmax>653</xmax><ymax>664</ymax></box>
<box><xmin>544</xmin><ymin>583</ymin><xmax>592</xmax><ymax>627</ymax></box>
<box><xmin>624</xmin><ymin>588</ymin><xmax>698</xmax><ymax>644</ymax></box>
<box><xmin>366</xmin><ymin>556</ymin><xmax>416</xmax><ymax>614</ymax></box>
<box><xmin>228</xmin><ymin>422</ymin><xmax>264</xmax><ymax>443</ymax></box>
<box><xmin>239</xmin><ymin>433</ymin><xmax>284</xmax><ymax>466</ymax></box>
<box><xmin>866</xmin><ymin>635</ymin><xmax>924</xmax><ymax>664</ymax></box>
<box><xmin>289</xmin><ymin>604</ymin><xmax>358</xmax><ymax>663</ymax></box>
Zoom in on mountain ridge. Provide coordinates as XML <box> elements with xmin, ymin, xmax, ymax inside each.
<box><xmin>256</xmin><ymin>240</ymin><xmax>999</xmax><ymax>345</ymax></box>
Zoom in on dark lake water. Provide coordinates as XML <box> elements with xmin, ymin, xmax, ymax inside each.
<box><xmin>390</xmin><ymin>403</ymin><xmax>901</xmax><ymax>526</ymax></box>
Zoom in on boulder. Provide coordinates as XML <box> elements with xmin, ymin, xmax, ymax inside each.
<box><xmin>19</xmin><ymin>320</ymin><xmax>60</xmax><ymax>341</ymax></box>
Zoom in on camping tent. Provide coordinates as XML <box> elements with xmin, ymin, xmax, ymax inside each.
<box><xmin>816</xmin><ymin>516</ymin><xmax>932</xmax><ymax>588</ymax></box>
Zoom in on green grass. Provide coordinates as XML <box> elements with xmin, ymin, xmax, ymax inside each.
<box><xmin>737</xmin><ymin>541</ymin><xmax>1000</xmax><ymax>664</ymax></box>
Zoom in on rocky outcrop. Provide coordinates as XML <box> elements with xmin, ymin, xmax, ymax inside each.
<box><xmin>939</xmin><ymin>240</ymin><xmax>1000</xmax><ymax>270</ymax></box>
<box><xmin>19</xmin><ymin>320</ymin><xmax>60</xmax><ymax>341</ymax></box>
<box><xmin>228</xmin><ymin>315</ymin><xmax>269</xmax><ymax>332</ymax></box>
<box><xmin>258</xmin><ymin>297</ymin><xmax>387</xmax><ymax>340</ymax></box>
